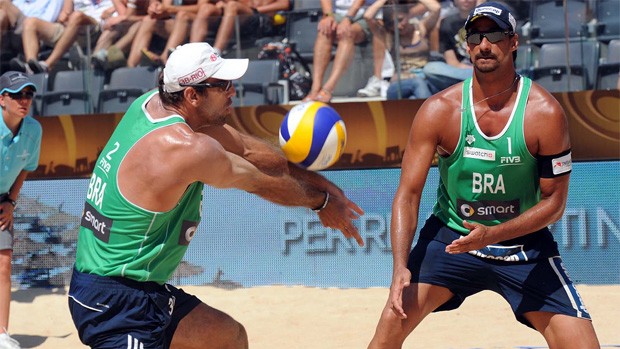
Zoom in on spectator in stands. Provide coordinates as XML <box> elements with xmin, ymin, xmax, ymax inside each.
<box><xmin>91</xmin><ymin>0</ymin><xmax>149</xmax><ymax>71</ymax></box>
<box><xmin>0</xmin><ymin>71</ymin><xmax>41</xmax><ymax>349</ymax></box>
<box><xmin>185</xmin><ymin>0</ymin><xmax>227</xmax><ymax>52</ymax></box>
<box><xmin>421</xmin><ymin>0</ymin><xmax>479</xmax><ymax>91</ymax></box>
<box><xmin>187</xmin><ymin>0</ymin><xmax>290</xmax><ymax>57</ymax></box>
<box><xmin>11</xmin><ymin>0</ymin><xmax>114</xmax><ymax>73</ymax></box>
<box><xmin>356</xmin><ymin>0</ymin><xmax>392</xmax><ymax>98</ymax></box>
<box><xmin>303</xmin><ymin>0</ymin><xmax>370</xmax><ymax>103</ymax></box>
<box><xmin>1</xmin><ymin>0</ymin><xmax>69</xmax><ymax>72</ymax></box>
<box><xmin>125</xmin><ymin>0</ymin><xmax>206</xmax><ymax>68</ymax></box>
<box><xmin>363</xmin><ymin>0</ymin><xmax>441</xmax><ymax>100</ymax></box>
<box><xmin>142</xmin><ymin>0</ymin><xmax>290</xmax><ymax>66</ymax></box>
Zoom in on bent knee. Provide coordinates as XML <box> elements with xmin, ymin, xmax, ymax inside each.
<box><xmin>22</xmin><ymin>16</ymin><xmax>41</xmax><ymax>29</ymax></box>
<box><xmin>223</xmin><ymin>1</ymin><xmax>243</xmax><ymax>13</ymax></box>
<box><xmin>197</xmin><ymin>4</ymin><xmax>218</xmax><ymax>17</ymax></box>
<box><xmin>68</xmin><ymin>11</ymin><xmax>87</xmax><ymax>22</ymax></box>
<box><xmin>175</xmin><ymin>10</ymin><xmax>192</xmax><ymax>21</ymax></box>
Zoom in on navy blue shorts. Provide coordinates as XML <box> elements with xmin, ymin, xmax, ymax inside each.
<box><xmin>68</xmin><ymin>268</ymin><xmax>202</xmax><ymax>349</ymax></box>
<box><xmin>408</xmin><ymin>215</ymin><xmax>592</xmax><ymax>328</ymax></box>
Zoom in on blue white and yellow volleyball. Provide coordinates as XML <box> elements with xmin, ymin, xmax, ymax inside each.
<box><xmin>279</xmin><ymin>101</ymin><xmax>347</xmax><ymax>171</ymax></box>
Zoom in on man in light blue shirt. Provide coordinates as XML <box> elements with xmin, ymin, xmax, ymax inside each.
<box><xmin>0</xmin><ymin>71</ymin><xmax>41</xmax><ymax>349</ymax></box>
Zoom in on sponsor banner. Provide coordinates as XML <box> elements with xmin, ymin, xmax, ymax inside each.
<box><xmin>31</xmin><ymin>91</ymin><xmax>618</xmax><ymax>179</ymax></box>
<box><xmin>14</xmin><ymin>162</ymin><xmax>620</xmax><ymax>288</ymax></box>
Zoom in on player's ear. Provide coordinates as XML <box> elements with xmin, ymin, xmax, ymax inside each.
<box><xmin>511</xmin><ymin>33</ymin><xmax>519</xmax><ymax>50</ymax></box>
<box><xmin>184</xmin><ymin>87</ymin><xmax>201</xmax><ymax>104</ymax></box>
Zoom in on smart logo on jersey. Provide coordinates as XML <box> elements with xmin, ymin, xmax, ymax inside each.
<box><xmin>457</xmin><ymin>199</ymin><xmax>520</xmax><ymax>220</ymax></box>
<box><xmin>460</xmin><ymin>204</ymin><xmax>475</xmax><ymax>217</ymax></box>
<box><xmin>80</xmin><ymin>202</ymin><xmax>113</xmax><ymax>243</ymax></box>
<box><xmin>464</xmin><ymin>146</ymin><xmax>495</xmax><ymax>161</ymax></box>
<box><xmin>178</xmin><ymin>221</ymin><xmax>198</xmax><ymax>246</ymax></box>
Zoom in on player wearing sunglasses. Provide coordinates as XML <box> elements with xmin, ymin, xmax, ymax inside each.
<box><xmin>69</xmin><ymin>42</ymin><xmax>364</xmax><ymax>349</ymax></box>
<box><xmin>368</xmin><ymin>3</ymin><xmax>600</xmax><ymax>348</ymax></box>
<box><xmin>0</xmin><ymin>71</ymin><xmax>41</xmax><ymax>349</ymax></box>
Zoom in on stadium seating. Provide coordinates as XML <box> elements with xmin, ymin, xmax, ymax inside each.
<box><xmin>596</xmin><ymin>39</ymin><xmax>620</xmax><ymax>90</ymax></box>
<box><xmin>530</xmin><ymin>40</ymin><xmax>600</xmax><ymax>92</ymax></box>
<box><xmin>233</xmin><ymin>59</ymin><xmax>285</xmax><ymax>107</ymax></box>
<box><xmin>528</xmin><ymin>0</ymin><xmax>589</xmax><ymax>45</ymax></box>
<box><xmin>595</xmin><ymin>0</ymin><xmax>620</xmax><ymax>43</ymax></box>
<box><xmin>29</xmin><ymin>72</ymin><xmax>48</xmax><ymax>117</ymax></box>
<box><xmin>40</xmin><ymin>70</ymin><xmax>104</xmax><ymax>116</ymax></box>
<box><xmin>98</xmin><ymin>66</ymin><xmax>161</xmax><ymax>114</ymax></box>
<box><xmin>285</xmin><ymin>9</ymin><xmax>321</xmax><ymax>63</ymax></box>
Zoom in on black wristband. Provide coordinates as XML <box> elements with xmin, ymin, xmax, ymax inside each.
<box><xmin>6</xmin><ymin>199</ymin><xmax>16</xmax><ymax>207</ymax></box>
<box><xmin>312</xmin><ymin>192</ymin><xmax>330</xmax><ymax>212</ymax></box>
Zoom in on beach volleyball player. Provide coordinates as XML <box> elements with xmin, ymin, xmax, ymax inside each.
<box><xmin>368</xmin><ymin>3</ymin><xmax>599</xmax><ymax>348</ymax></box>
<box><xmin>68</xmin><ymin>42</ymin><xmax>364</xmax><ymax>349</ymax></box>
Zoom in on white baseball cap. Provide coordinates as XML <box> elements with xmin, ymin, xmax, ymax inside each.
<box><xmin>163</xmin><ymin>42</ymin><xmax>249</xmax><ymax>93</ymax></box>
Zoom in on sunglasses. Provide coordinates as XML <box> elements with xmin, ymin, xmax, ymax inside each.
<box><xmin>180</xmin><ymin>80</ymin><xmax>233</xmax><ymax>92</ymax></box>
<box><xmin>4</xmin><ymin>91</ymin><xmax>35</xmax><ymax>100</ymax></box>
<box><xmin>466</xmin><ymin>31</ymin><xmax>512</xmax><ymax>45</ymax></box>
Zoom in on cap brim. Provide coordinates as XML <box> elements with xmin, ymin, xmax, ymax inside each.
<box><xmin>211</xmin><ymin>58</ymin><xmax>249</xmax><ymax>81</ymax></box>
<box><xmin>2</xmin><ymin>82</ymin><xmax>37</xmax><ymax>94</ymax></box>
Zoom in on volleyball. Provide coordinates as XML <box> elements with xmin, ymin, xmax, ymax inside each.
<box><xmin>279</xmin><ymin>101</ymin><xmax>347</xmax><ymax>171</ymax></box>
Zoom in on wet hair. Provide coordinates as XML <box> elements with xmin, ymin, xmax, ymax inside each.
<box><xmin>158</xmin><ymin>74</ymin><xmax>184</xmax><ymax>107</ymax></box>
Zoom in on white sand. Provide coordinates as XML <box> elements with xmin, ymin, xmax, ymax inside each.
<box><xmin>9</xmin><ymin>285</ymin><xmax>619</xmax><ymax>348</ymax></box>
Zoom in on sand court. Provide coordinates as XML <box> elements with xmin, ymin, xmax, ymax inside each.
<box><xmin>8</xmin><ymin>284</ymin><xmax>619</xmax><ymax>348</ymax></box>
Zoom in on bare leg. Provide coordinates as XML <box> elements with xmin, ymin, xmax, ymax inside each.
<box><xmin>0</xmin><ymin>250</ymin><xmax>12</xmax><ymax>334</ymax></box>
<box><xmin>161</xmin><ymin>11</ymin><xmax>195</xmax><ymax>63</ymax></box>
<box><xmin>189</xmin><ymin>3</ymin><xmax>220</xmax><ymax>43</ymax></box>
<box><xmin>170</xmin><ymin>302</ymin><xmax>248</xmax><ymax>349</ymax></box>
<box><xmin>307</xmin><ymin>29</ymin><xmax>334</xmax><ymax>97</ymax></box>
<box><xmin>127</xmin><ymin>16</ymin><xmax>158</xmax><ymax>67</ymax></box>
<box><xmin>212</xmin><ymin>1</ymin><xmax>252</xmax><ymax>52</ymax></box>
<box><xmin>371</xmin><ymin>34</ymin><xmax>385</xmax><ymax>79</ymax></box>
<box><xmin>44</xmin><ymin>11</ymin><xmax>96</xmax><ymax>68</ymax></box>
<box><xmin>524</xmin><ymin>311</ymin><xmax>600</xmax><ymax>349</ymax></box>
<box><xmin>114</xmin><ymin>21</ymin><xmax>141</xmax><ymax>53</ymax></box>
<box><xmin>367</xmin><ymin>18</ymin><xmax>386</xmax><ymax>79</ymax></box>
<box><xmin>0</xmin><ymin>0</ymin><xmax>21</xmax><ymax>48</ymax></box>
<box><xmin>321</xmin><ymin>25</ymin><xmax>366</xmax><ymax>93</ymax></box>
<box><xmin>368</xmin><ymin>283</ymin><xmax>453</xmax><ymax>348</ymax></box>
<box><xmin>93</xmin><ymin>28</ymin><xmax>119</xmax><ymax>53</ymax></box>
<box><xmin>22</xmin><ymin>17</ymin><xmax>59</xmax><ymax>61</ymax></box>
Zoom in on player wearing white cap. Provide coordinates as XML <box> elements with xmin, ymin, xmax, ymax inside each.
<box><xmin>69</xmin><ymin>42</ymin><xmax>364</xmax><ymax>349</ymax></box>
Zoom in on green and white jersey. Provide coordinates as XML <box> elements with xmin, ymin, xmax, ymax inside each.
<box><xmin>75</xmin><ymin>91</ymin><xmax>203</xmax><ymax>284</ymax></box>
<box><xmin>433</xmin><ymin>77</ymin><xmax>539</xmax><ymax>234</ymax></box>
